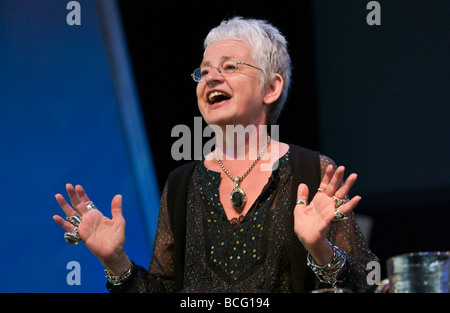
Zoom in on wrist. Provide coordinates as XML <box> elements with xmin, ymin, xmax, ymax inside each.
<box><xmin>101</xmin><ymin>250</ymin><xmax>130</xmax><ymax>275</ymax></box>
<box><xmin>307</xmin><ymin>242</ymin><xmax>347</xmax><ymax>287</ymax></box>
<box><xmin>104</xmin><ymin>257</ymin><xmax>133</xmax><ymax>286</ymax></box>
<box><xmin>304</xmin><ymin>237</ymin><xmax>333</xmax><ymax>266</ymax></box>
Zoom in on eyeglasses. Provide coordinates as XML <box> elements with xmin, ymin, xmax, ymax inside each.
<box><xmin>191</xmin><ymin>59</ymin><xmax>263</xmax><ymax>82</ymax></box>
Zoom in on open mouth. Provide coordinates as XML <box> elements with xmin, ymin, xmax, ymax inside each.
<box><xmin>207</xmin><ymin>91</ymin><xmax>231</xmax><ymax>105</ymax></box>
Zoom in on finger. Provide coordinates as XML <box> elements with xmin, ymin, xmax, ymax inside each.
<box><xmin>66</xmin><ymin>183</ymin><xmax>88</xmax><ymax>216</ymax></box>
<box><xmin>319</xmin><ymin>165</ymin><xmax>334</xmax><ymax>191</ymax></box>
<box><xmin>55</xmin><ymin>193</ymin><xmax>77</xmax><ymax>217</ymax></box>
<box><xmin>53</xmin><ymin>215</ymin><xmax>75</xmax><ymax>233</ymax></box>
<box><xmin>111</xmin><ymin>194</ymin><xmax>123</xmax><ymax>220</ymax></box>
<box><xmin>334</xmin><ymin>173</ymin><xmax>358</xmax><ymax>199</ymax></box>
<box><xmin>338</xmin><ymin>195</ymin><xmax>361</xmax><ymax>214</ymax></box>
<box><xmin>296</xmin><ymin>183</ymin><xmax>310</xmax><ymax>206</ymax></box>
<box><xmin>325</xmin><ymin>166</ymin><xmax>345</xmax><ymax>196</ymax></box>
<box><xmin>75</xmin><ymin>185</ymin><xmax>92</xmax><ymax>206</ymax></box>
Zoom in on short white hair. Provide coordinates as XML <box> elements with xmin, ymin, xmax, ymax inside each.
<box><xmin>204</xmin><ymin>17</ymin><xmax>292</xmax><ymax>125</ymax></box>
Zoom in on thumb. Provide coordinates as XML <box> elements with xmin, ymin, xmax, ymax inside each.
<box><xmin>296</xmin><ymin>183</ymin><xmax>309</xmax><ymax>204</ymax></box>
<box><xmin>111</xmin><ymin>194</ymin><xmax>123</xmax><ymax>220</ymax></box>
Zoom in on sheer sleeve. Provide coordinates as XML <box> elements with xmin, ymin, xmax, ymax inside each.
<box><xmin>318</xmin><ymin>155</ymin><xmax>379</xmax><ymax>293</ymax></box>
<box><xmin>107</xmin><ymin>181</ymin><xmax>176</xmax><ymax>293</ymax></box>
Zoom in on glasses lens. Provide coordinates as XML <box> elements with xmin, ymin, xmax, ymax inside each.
<box><xmin>221</xmin><ymin>60</ymin><xmax>238</xmax><ymax>75</ymax></box>
<box><xmin>192</xmin><ymin>60</ymin><xmax>239</xmax><ymax>82</ymax></box>
<box><xmin>192</xmin><ymin>68</ymin><xmax>202</xmax><ymax>82</ymax></box>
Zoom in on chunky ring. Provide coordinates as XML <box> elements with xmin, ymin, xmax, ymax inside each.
<box><xmin>332</xmin><ymin>196</ymin><xmax>349</xmax><ymax>208</ymax></box>
<box><xmin>333</xmin><ymin>208</ymin><xmax>347</xmax><ymax>221</ymax></box>
<box><xmin>64</xmin><ymin>227</ymin><xmax>81</xmax><ymax>245</ymax></box>
<box><xmin>66</xmin><ymin>214</ymin><xmax>81</xmax><ymax>227</ymax></box>
<box><xmin>86</xmin><ymin>201</ymin><xmax>96</xmax><ymax>210</ymax></box>
<box><xmin>332</xmin><ymin>196</ymin><xmax>344</xmax><ymax>208</ymax></box>
<box><xmin>296</xmin><ymin>199</ymin><xmax>309</xmax><ymax>205</ymax></box>
<box><xmin>317</xmin><ymin>188</ymin><xmax>326</xmax><ymax>193</ymax></box>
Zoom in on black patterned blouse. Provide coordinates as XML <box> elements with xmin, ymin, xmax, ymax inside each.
<box><xmin>107</xmin><ymin>151</ymin><xmax>379</xmax><ymax>293</ymax></box>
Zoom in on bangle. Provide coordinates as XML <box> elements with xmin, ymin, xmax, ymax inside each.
<box><xmin>104</xmin><ymin>258</ymin><xmax>133</xmax><ymax>286</ymax></box>
<box><xmin>307</xmin><ymin>242</ymin><xmax>346</xmax><ymax>287</ymax></box>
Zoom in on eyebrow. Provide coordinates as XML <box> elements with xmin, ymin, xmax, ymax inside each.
<box><xmin>200</xmin><ymin>55</ymin><xmax>235</xmax><ymax>67</ymax></box>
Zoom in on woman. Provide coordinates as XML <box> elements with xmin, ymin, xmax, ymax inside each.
<box><xmin>53</xmin><ymin>17</ymin><xmax>378</xmax><ymax>292</ymax></box>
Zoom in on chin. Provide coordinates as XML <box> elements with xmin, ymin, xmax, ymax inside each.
<box><xmin>200</xmin><ymin>105</ymin><xmax>236</xmax><ymax>126</ymax></box>
<box><xmin>203</xmin><ymin>115</ymin><xmax>234</xmax><ymax>127</ymax></box>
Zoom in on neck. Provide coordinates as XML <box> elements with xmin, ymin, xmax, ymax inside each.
<box><xmin>214</xmin><ymin>124</ymin><xmax>269</xmax><ymax>161</ymax></box>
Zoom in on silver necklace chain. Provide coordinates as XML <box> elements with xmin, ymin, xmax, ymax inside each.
<box><xmin>215</xmin><ymin>136</ymin><xmax>271</xmax><ymax>185</ymax></box>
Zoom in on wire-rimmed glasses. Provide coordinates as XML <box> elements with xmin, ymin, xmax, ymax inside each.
<box><xmin>191</xmin><ymin>59</ymin><xmax>263</xmax><ymax>82</ymax></box>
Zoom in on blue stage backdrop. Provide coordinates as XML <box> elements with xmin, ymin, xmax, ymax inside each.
<box><xmin>0</xmin><ymin>0</ymin><xmax>160</xmax><ymax>292</ymax></box>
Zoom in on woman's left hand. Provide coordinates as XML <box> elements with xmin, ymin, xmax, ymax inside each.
<box><xmin>293</xmin><ymin>165</ymin><xmax>361</xmax><ymax>265</ymax></box>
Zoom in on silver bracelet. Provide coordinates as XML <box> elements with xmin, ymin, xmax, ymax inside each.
<box><xmin>104</xmin><ymin>258</ymin><xmax>133</xmax><ymax>286</ymax></box>
<box><xmin>307</xmin><ymin>242</ymin><xmax>346</xmax><ymax>287</ymax></box>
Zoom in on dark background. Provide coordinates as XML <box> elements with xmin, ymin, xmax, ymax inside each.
<box><xmin>117</xmin><ymin>0</ymin><xmax>450</xmax><ymax>276</ymax></box>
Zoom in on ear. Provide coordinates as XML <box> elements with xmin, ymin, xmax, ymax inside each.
<box><xmin>263</xmin><ymin>74</ymin><xmax>284</xmax><ymax>105</ymax></box>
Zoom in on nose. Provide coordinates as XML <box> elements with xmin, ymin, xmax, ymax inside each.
<box><xmin>204</xmin><ymin>66</ymin><xmax>224</xmax><ymax>84</ymax></box>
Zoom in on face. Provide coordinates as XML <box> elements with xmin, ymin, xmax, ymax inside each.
<box><xmin>196</xmin><ymin>40</ymin><xmax>266</xmax><ymax>127</ymax></box>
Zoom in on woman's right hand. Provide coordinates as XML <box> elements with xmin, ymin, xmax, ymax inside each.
<box><xmin>53</xmin><ymin>184</ymin><xmax>130</xmax><ymax>275</ymax></box>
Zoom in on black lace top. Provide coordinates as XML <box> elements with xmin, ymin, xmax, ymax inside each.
<box><xmin>107</xmin><ymin>150</ymin><xmax>379</xmax><ymax>293</ymax></box>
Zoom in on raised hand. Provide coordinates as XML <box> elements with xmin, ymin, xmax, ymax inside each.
<box><xmin>53</xmin><ymin>184</ymin><xmax>129</xmax><ymax>274</ymax></box>
<box><xmin>294</xmin><ymin>165</ymin><xmax>361</xmax><ymax>265</ymax></box>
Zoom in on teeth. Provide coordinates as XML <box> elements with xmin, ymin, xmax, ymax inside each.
<box><xmin>208</xmin><ymin>91</ymin><xmax>227</xmax><ymax>102</ymax></box>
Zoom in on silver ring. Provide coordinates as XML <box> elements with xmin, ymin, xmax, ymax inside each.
<box><xmin>317</xmin><ymin>188</ymin><xmax>326</xmax><ymax>193</ymax></box>
<box><xmin>86</xmin><ymin>201</ymin><xmax>96</xmax><ymax>210</ymax></box>
<box><xmin>66</xmin><ymin>214</ymin><xmax>81</xmax><ymax>227</ymax></box>
<box><xmin>64</xmin><ymin>226</ymin><xmax>81</xmax><ymax>245</ymax></box>
<box><xmin>333</xmin><ymin>208</ymin><xmax>348</xmax><ymax>221</ymax></box>
<box><xmin>332</xmin><ymin>196</ymin><xmax>349</xmax><ymax>208</ymax></box>
<box><xmin>296</xmin><ymin>199</ymin><xmax>309</xmax><ymax>205</ymax></box>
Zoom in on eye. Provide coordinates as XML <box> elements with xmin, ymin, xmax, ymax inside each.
<box><xmin>222</xmin><ymin>61</ymin><xmax>237</xmax><ymax>74</ymax></box>
<box><xmin>200</xmin><ymin>67</ymin><xmax>210</xmax><ymax>78</ymax></box>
